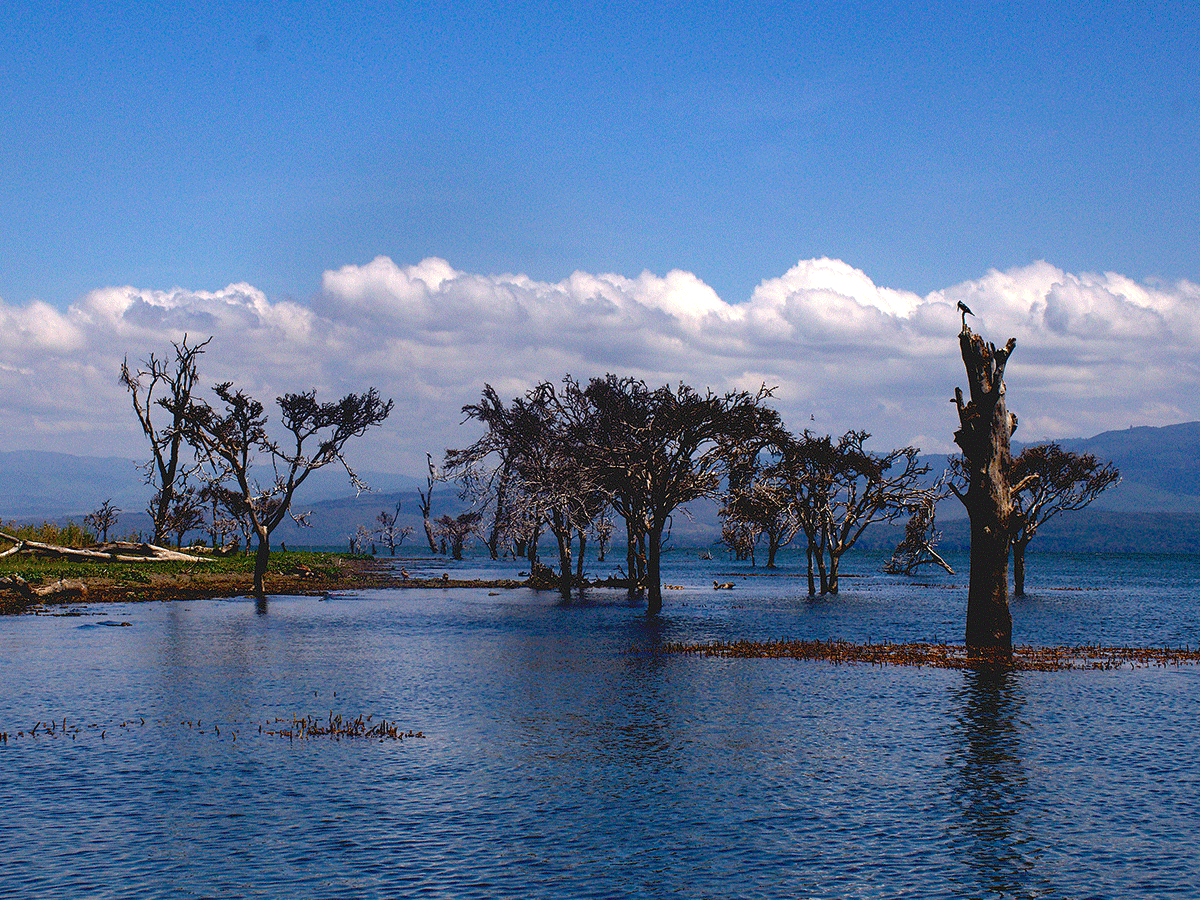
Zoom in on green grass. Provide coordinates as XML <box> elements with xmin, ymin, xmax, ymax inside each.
<box><xmin>0</xmin><ymin>549</ymin><xmax>355</xmax><ymax>586</ymax></box>
<box><xmin>1</xmin><ymin>520</ymin><xmax>98</xmax><ymax>548</ymax></box>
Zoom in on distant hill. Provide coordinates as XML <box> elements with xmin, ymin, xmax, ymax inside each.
<box><xmin>922</xmin><ymin>421</ymin><xmax>1200</xmax><ymax>519</ymax></box>
<box><xmin>5</xmin><ymin>422</ymin><xmax>1200</xmax><ymax>554</ymax></box>
<box><xmin>0</xmin><ymin>450</ymin><xmax>422</xmax><ymax>521</ymax></box>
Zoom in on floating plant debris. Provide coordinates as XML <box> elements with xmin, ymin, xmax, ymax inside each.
<box><xmin>2</xmin><ymin>711</ymin><xmax>422</xmax><ymax>744</ymax></box>
<box><xmin>263</xmin><ymin>712</ymin><xmax>423</xmax><ymax>741</ymax></box>
<box><xmin>661</xmin><ymin>639</ymin><xmax>1200</xmax><ymax>671</ymax></box>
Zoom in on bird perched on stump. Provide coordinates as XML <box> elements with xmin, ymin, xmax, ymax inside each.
<box><xmin>957</xmin><ymin>300</ymin><xmax>974</xmax><ymax>330</ymax></box>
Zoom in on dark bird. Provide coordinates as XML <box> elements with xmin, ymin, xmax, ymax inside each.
<box><xmin>957</xmin><ymin>300</ymin><xmax>974</xmax><ymax>330</ymax></box>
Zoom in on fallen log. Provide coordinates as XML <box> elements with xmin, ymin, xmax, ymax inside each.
<box><xmin>0</xmin><ymin>532</ymin><xmax>205</xmax><ymax>563</ymax></box>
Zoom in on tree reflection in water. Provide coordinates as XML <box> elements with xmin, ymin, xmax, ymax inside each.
<box><xmin>949</xmin><ymin>666</ymin><xmax>1040</xmax><ymax>897</ymax></box>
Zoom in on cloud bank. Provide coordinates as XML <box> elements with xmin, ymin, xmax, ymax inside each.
<box><xmin>2</xmin><ymin>257</ymin><xmax>1196</xmax><ymax>475</ymax></box>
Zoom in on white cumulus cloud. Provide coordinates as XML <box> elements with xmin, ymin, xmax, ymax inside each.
<box><xmin>2</xmin><ymin>258</ymin><xmax>1198</xmax><ymax>478</ymax></box>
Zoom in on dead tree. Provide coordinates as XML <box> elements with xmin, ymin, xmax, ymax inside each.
<box><xmin>884</xmin><ymin>494</ymin><xmax>954</xmax><ymax>575</ymax></box>
<box><xmin>436</xmin><ymin>511</ymin><xmax>482</xmax><ymax>560</ymax></box>
<box><xmin>950</xmin><ymin>326</ymin><xmax>1030</xmax><ymax>656</ymax></box>
<box><xmin>84</xmin><ymin>499</ymin><xmax>120</xmax><ymax>543</ymax></box>
<box><xmin>120</xmin><ymin>335</ymin><xmax>210</xmax><ymax>545</ymax></box>
<box><xmin>376</xmin><ymin>499</ymin><xmax>412</xmax><ymax>556</ymax></box>
<box><xmin>418</xmin><ymin>453</ymin><xmax>440</xmax><ymax>554</ymax></box>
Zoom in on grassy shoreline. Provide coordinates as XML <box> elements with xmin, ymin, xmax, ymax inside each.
<box><xmin>0</xmin><ymin>550</ymin><xmax>525</xmax><ymax>613</ymax></box>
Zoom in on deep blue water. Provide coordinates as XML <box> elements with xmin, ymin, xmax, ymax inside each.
<box><xmin>2</xmin><ymin>549</ymin><xmax>1199</xmax><ymax>898</ymax></box>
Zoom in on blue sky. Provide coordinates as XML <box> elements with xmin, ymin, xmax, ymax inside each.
<box><xmin>3</xmin><ymin>1</ymin><xmax>1197</xmax><ymax>308</ymax></box>
<box><xmin>2</xmin><ymin>1</ymin><xmax>1200</xmax><ymax>471</ymax></box>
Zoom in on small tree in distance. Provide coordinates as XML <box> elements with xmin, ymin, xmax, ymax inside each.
<box><xmin>85</xmin><ymin>499</ymin><xmax>120</xmax><ymax>543</ymax></box>
<box><xmin>436</xmin><ymin>511</ymin><xmax>482</xmax><ymax>560</ymax></box>
<box><xmin>376</xmin><ymin>499</ymin><xmax>412</xmax><ymax>556</ymax></box>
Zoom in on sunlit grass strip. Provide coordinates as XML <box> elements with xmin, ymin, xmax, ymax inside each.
<box><xmin>262</xmin><ymin>712</ymin><xmax>424</xmax><ymax>741</ymax></box>
<box><xmin>661</xmin><ymin>639</ymin><xmax>1200</xmax><ymax>671</ymax></box>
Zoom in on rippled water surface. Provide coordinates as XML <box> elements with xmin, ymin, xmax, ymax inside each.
<box><xmin>2</xmin><ymin>550</ymin><xmax>1199</xmax><ymax>898</ymax></box>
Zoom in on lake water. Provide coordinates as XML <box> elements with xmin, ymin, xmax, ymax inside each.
<box><xmin>2</xmin><ymin>549</ymin><xmax>1199</xmax><ymax>898</ymax></box>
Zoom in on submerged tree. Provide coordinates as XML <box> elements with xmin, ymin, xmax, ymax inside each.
<box><xmin>417</xmin><ymin>453</ymin><xmax>440</xmax><ymax>554</ymax></box>
<box><xmin>448</xmin><ymin>381</ymin><xmax>601</xmax><ymax>598</ymax></box>
<box><xmin>720</xmin><ymin>445</ymin><xmax>799</xmax><ymax>568</ymax></box>
<box><xmin>448</xmin><ymin>375</ymin><xmax>780</xmax><ymax>612</ymax></box>
<box><xmin>1009</xmin><ymin>444</ymin><xmax>1120</xmax><ymax>596</ymax></box>
<box><xmin>884</xmin><ymin>492</ymin><xmax>954</xmax><ymax>576</ymax></box>
<box><xmin>180</xmin><ymin>382</ymin><xmax>392</xmax><ymax>596</ymax></box>
<box><xmin>801</xmin><ymin>431</ymin><xmax>935</xmax><ymax>594</ymax></box>
<box><xmin>950</xmin><ymin>325</ymin><xmax>1030</xmax><ymax>656</ymax></box>
<box><xmin>436</xmin><ymin>511</ymin><xmax>483</xmax><ymax>560</ymax></box>
<box><xmin>583</xmin><ymin>376</ymin><xmax>781</xmax><ymax>615</ymax></box>
<box><xmin>120</xmin><ymin>335</ymin><xmax>211</xmax><ymax>545</ymax></box>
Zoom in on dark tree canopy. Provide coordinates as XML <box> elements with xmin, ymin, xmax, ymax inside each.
<box><xmin>448</xmin><ymin>374</ymin><xmax>780</xmax><ymax>612</ymax></box>
<box><xmin>580</xmin><ymin>375</ymin><xmax>780</xmax><ymax>614</ymax></box>
<box><xmin>764</xmin><ymin>430</ymin><xmax>937</xmax><ymax>595</ymax></box>
<box><xmin>1009</xmin><ymin>444</ymin><xmax>1120</xmax><ymax>595</ymax></box>
<box><xmin>180</xmin><ymin>381</ymin><xmax>392</xmax><ymax>596</ymax></box>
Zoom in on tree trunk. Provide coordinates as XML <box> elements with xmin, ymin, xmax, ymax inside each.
<box><xmin>815</xmin><ymin>545</ymin><xmax>829</xmax><ymax>595</ymax></box>
<box><xmin>806</xmin><ymin>542</ymin><xmax>816</xmax><ymax>596</ymax></box>
<box><xmin>253</xmin><ymin>533</ymin><xmax>271</xmax><ymax>597</ymax></box>
<box><xmin>954</xmin><ymin>328</ymin><xmax>1018</xmax><ymax>657</ymax></box>
<box><xmin>1013</xmin><ymin>538</ymin><xmax>1028</xmax><ymax>597</ymax></box>
<box><xmin>487</xmin><ymin>466</ymin><xmax>510</xmax><ymax>560</ymax></box>
<box><xmin>828</xmin><ymin>551</ymin><xmax>841</xmax><ymax>594</ymax></box>
<box><xmin>554</xmin><ymin>520</ymin><xmax>572</xmax><ymax>600</ymax></box>
<box><xmin>766</xmin><ymin>533</ymin><xmax>779</xmax><ymax>568</ymax></box>
<box><xmin>625</xmin><ymin>520</ymin><xmax>638</xmax><ymax>597</ymax></box>
<box><xmin>646</xmin><ymin>524</ymin><xmax>663</xmax><ymax>616</ymax></box>
<box><xmin>152</xmin><ymin>486</ymin><xmax>173</xmax><ymax>546</ymax></box>
<box><xmin>423</xmin><ymin>517</ymin><xmax>437</xmax><ymax>554</ymax></box>
<box><xmin>576</xmin><ymin>531</ymin><xmax>586</xmax><ymax>585</ymax></box>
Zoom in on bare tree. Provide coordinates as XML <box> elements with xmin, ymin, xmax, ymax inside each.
<box><xmin>719</xmin><ymin>514</ymin><xmax>760</xmax><ymax>564</ymax></box>
<box><xmin>375</xmin><ymin>499</ymin><xmax>413</xmax><ymax>556</ymax></box>
<box><xmin>721</xmin><ymin>444</ymin><xmax>802</xmax><ymax>568</ymax></box>
<box><xmin>444</xmin><ymin>386</ymin><xmax>521</xmax><ymax>560</ymax></box>
<box><xmin>449</xmin><ymin>381</ymin><xmax>601</xmax><ymax>598</ymax></box>
<box><xmin>84</xmin><ymin>499</ymin><xmax>120</xmax><ymax>543</ymax></box>
<box><xmin>120</xmin><ymin>335</ymin><xmax>211</xmax><ymax>545</ymax></box>
<box><xmin>806</xmin><ymin>431</ymin><xmax>935</xmax><ymax>594</ymax></box>
<box><xmin>591</xmin><ymin>507</ymin><xmax>614</xmax><ymax>563</ymax></box>
<box><xmin>180</xmin><ymin>382</ymin><xmax>392</xmax><ymax>596</ymax></box>
<box><xmin>1009</xmin><ymin>444</ymin><xmax>1120</xmax><ymax>595</ymax></box>
<box><xmin>417</xmin><ymin>453</ymin><xmax>440</xmax><ymax>554</ymax></box>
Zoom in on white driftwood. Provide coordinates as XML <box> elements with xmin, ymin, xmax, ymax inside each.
<box><xmin>0</xmin><ymin>532</ymin><xmax>204</xmax><ymax>563</ymax></box>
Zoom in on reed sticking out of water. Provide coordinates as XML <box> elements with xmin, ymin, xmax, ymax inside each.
<box><xmin>662</xmin><ymin>639</ymin><xmax>1200</xmax><ymax>671</ymax></box>
<box><xmin>264</xmin><ymin>712</ymin><xmax>424</xmax><ymax>741</ymax></box>
<box><xmin>2</xmin><ymin>712</ymin><xmax>424</xmax><ymax>743</ymax></box>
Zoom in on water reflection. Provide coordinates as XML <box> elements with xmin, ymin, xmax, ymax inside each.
<box><xmin>948</xmin><ymin>667</ymin><xmax>1035</xmax><ymax>897</ymax></box>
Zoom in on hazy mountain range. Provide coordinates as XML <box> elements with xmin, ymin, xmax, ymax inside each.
<box><xmin>4</xmin><ymin>422</ymin><xmax>1200</xmax><ymax>554</ymax></box>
